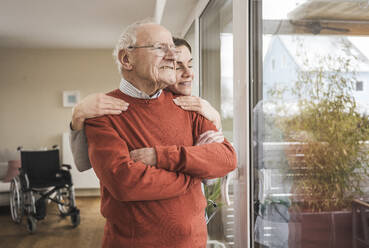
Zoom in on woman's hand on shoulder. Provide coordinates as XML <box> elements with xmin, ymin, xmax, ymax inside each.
<box><xmin>173</xmin><ymin>96</ymin><xmax>222</xmax><ymax>129</ymax></box>
<box><xmin>71</xmin><ymin>93</ymin><xmax>129</xmax><ymax>130</ymax></box>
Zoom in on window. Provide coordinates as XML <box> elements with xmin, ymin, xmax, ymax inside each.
<box><xmin>251</xmin><ymin>1</ymin><xmax>369</xmax><ymax>248</ymax></box>
<box><xmin>200</xmin><ymin>0</ymin><xmax>234</xmax><ymax>247</ymax></box>
<box><xmin>184</xmin><ymin>22</ymin><xmax>199</xmax><ymax>97</ymax></box>
<box><xmin>201</xmin><ymin>0</ymin><xmax>233</xmax><ymax>141</ymax></box>
<box><xmin>271</xmin><ymin>58</ymin><xmax>275</xmax><ymax>71</ymax></box>
<box><xmin>282</xmin><ymin>55</ymin><xmax>287</xmax><ymax>68</ymax></box>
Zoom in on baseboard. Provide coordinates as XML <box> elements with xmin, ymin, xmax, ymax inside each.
<box><xmin>0</xmin><ymin>188</ymin><xmax>99</xmax><ymax>207</ymax></box>
<box><xmin>75</xmin><ymin>188</ymin><xmax>100</xmax><ymax>197</ymax></box>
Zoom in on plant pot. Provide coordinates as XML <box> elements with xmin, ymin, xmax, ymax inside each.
<box><xmin>207</xmin><ymin>206</ymin><xmax>225</xmax><ymax>241</ymax></box>
<box><xmin>289</xmin><ymin>210</ymin><xmax>352</xmax><ymax>248</ymax></box>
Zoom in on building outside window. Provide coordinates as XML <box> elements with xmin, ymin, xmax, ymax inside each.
<box><xmin>356</xmin><ymin>80</ymin><xmax>364</xmax><ymax>91</ymax></box>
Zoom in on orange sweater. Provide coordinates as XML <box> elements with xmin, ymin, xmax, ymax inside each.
<box><xmin>85</xmin><ymin>89</ymin><xmax>237</xmax><ymax>248</ymax></box>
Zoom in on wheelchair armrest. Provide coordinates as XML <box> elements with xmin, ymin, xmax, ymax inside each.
<box><xmin>61</xmin><ymin>164</ymin><xmax>71</xmax><ymax>170</ymax></box>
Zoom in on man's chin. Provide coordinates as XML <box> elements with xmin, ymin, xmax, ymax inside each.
<box><xmin>159</xmin><ymin>77</ymin><xmax>176</xmax><ymax>86</ymax></box>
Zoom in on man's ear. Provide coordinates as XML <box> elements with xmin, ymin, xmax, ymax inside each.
<box><xmin>119</xmin><ymin>49</ymin><xmax>133</xmax><ymax>71</ymax></box>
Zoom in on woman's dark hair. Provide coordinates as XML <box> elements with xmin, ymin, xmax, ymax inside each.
<box><xmin>173</xmin><ymin>37</ymin><xmax>192</xmax><ymax>53</ymax></box>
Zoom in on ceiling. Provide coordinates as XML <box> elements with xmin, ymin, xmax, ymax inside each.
<box><xmin>0</xmin><ymin>0</ymin><xmax>198</xmax><ymax>49</ymax></box>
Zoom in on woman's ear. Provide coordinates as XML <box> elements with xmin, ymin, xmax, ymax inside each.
<box><xmin>119</xmin><ymin>50</ymin><xmax>133</xmax><ymax>71</ymax></box>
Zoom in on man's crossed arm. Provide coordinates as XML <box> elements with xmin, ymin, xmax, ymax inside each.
<box><xmin>84</xmin><ymin>115</ymin><xmax>237</xmax><ymax>202</ymax></box>
<box><xmin>130</xmin><ymin>130</ymin><xmax>232</xmax><ymax>179</ymax></box>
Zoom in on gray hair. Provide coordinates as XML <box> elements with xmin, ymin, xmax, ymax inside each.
<box><xmin>113</xmin><ymin>18</ymin><xmax>157</xmax><ymax>74</ymax></box>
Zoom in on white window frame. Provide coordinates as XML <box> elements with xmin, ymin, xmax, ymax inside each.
<box><xmin>233</xmin><ymin>0</ymin><xmax>251</xmax><ymax>247</ymax></box>
<box><xmin>181</xmin><ymin>0</ymin><xmax>251</xmax><ymax>247</ymax></box>
<box><xmin>181</xmin><ymin>0</ymin><xmax>210</xmax><ymax>97</ymax></box>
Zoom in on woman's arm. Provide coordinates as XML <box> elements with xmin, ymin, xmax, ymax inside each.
<box><xmin>70</xmin><ymin>93</ymin><xmax>129</xmax><ymax>172</ymax></box>
<box><xmin>71</xmin><ymin>93</ymin><xmax>129</xmax><ymax>130</ymax></box>
<box><xmin>70</xmin><ymin>129</ymin><xmax>91</xmax><ymax>172</ymax></box>
<box><xmin>173</xmin><ymin>96</ymin><xmax>222</xmax><ymax>130</ymax></box>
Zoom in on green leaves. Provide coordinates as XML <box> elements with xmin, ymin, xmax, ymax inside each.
<box><xmin>204</xmin><ymin>178</ymin><xmax>223</xmax><ymax>216</ymax></box>
<box><xmin>269</xmin><ymin>46</ymin><xmax>369</xmax><ymax>212</ymax></box>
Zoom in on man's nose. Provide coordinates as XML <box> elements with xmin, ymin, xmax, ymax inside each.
<box><xmin>164</xmin><ymin>48</ymin><xmax>177</xmax><ymax>60</ymax></box>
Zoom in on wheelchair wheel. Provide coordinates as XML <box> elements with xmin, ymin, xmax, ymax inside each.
<box><xmin>26</xmin><ymin>216</ymin><xmax>37</xmax><ymax>234</ymax></box>
<box><xmin>71</xmin><ymin>211</ymin><xmax>80</xmax><ymax>227</ymax></box>
<box><xmin>57</xmin><ymin>187</ymin><xmax>75</xmax><ymax>215</ymax></box>
<box><xmin>24</xmin><ymin>190</ymin><xmax>36</xmax><ymax>217</ymax></box>
<box><xmin>10</xmin><ymin>177</ymin><xmax>23</xmax><ymax>224</ymax></box>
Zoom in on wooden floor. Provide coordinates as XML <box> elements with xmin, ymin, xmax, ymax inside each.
<box><xmin>0</xmin><ymin>197</ymin><xmax>105</xmax><ymax>248</ymax></box>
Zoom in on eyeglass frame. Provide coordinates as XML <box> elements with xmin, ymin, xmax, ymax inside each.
<box><xmin>127</xmin><ymin>42</ymin><xmax>180</xmax><ymax>56</ymax></box>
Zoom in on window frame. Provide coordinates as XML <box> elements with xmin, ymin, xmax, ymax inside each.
<box><xmin>181</xmin><ymin>0</ymin><xmax>252</xmax><ymax>247</ymax></box>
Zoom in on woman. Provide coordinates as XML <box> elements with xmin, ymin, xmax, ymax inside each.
<box><xmin>70</xmin><ymin>38</ymin><xmax>222</xmax><ymax>172</ymax></box>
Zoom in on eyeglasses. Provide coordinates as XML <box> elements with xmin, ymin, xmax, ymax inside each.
<box><xmin>128</xmin><ymin>43</ymin><xmax>180</xmax><ymax>58</ymax></box>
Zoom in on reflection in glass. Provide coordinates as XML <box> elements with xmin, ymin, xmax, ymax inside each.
<box><xmin>253</xmin><ymin>1</ymin><xmax>369</xmax><ymax>247</ymax></box>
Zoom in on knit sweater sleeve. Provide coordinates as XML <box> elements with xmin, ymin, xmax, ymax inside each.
<box><xmin>155</xmin><ymin>114</ymin><xmax>237</xmax><ymax>179</ymax></box>
<box><xmin>70</xmin><ymin>128</ymin><xmax>92</xmax><ymax>172</ymax></box>
<box><xmin>84</xmin><ymin>115</ymin><xmax>199</xmax><ymax>202</ymax></box>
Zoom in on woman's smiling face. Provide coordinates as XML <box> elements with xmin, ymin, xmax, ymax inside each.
<box><xmin>167</xmin><ymin>45</ymin><xmax>194</xmax><ymax>96</ymax></box>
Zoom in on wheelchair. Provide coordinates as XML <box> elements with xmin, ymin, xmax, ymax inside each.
<box><xmin>9</xmin><ymin>146</ymin><xmax>80</xmax><ymax>233</ymax></box>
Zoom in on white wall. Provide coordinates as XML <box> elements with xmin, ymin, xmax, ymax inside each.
<box><xmin>0</xmin><ymin>48</ymin><xmax>120</xmax><ymax>153</ymax></box>
<box><xmin>0</xmin><ymin>48</ymin><xmax>121</xmax><ymax>191</ymax></box>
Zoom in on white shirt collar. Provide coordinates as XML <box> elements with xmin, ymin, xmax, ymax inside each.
<box><xmin>119</xmin><ymin>78</ymin><xmax>162</xmax><ymax>99</ymax></box>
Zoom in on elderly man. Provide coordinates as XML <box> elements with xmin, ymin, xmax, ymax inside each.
<box><xmin>84</xmin><ymin>20</ymin><xmax>237</xmax><ymax>248</ymax></box>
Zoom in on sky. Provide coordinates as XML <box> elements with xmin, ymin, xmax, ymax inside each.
<box><xmin>348</xmin><ymin>37</ymin><xmax>369</xmax><ymax>60</ymax></box>
<box><xmin>262</xmin><ymin>0</ymin><xmax>307</xmax><ymax>20</ymax></box>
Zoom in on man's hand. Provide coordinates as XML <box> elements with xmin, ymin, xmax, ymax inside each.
<box><xmin>130</xmin><ymin>148</ymin><xmax>157</xmax><ymax>166</ymax></box>
<box><xmin>195</xmin><ymin>130</ymin><xmax>224</xmax><ymax>146</ymax></box>
<box><xmin>130</xmin><ymin>131</ymin><xmax>224</xmax><ymax>166</ymax></box>
<box><xmin>173</xmin><ymin>96</ymin><xmax>222</xmax><ymax>129</ymax></box>
<box><xmin>71</xmin><ymin>93</ymin><xmax>129</xmax><ymax>130</ymax></box>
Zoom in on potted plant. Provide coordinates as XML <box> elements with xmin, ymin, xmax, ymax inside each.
<box><xmin>269</xmin><ymin>43</ymin><xmax>369</xmax><ymax>247</ymax></box>
<box><xmin>204</xmin><ymin>178</ymin><xmax>225</xmax><ymax>242</ymax></box>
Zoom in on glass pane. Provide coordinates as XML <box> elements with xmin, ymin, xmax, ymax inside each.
<box><xmin>253</xmin><ymin>1</ymin><xmax>369</xmax><ymax>248</ymax></box>
<box><xmin>200</xmin><ymin>0</ymin><xmax>235</xmax><ymax>247</ymax></box>
<box><xmin>201</xmin><ymin>0</ymin><xmax>233</xmax><ymax>141</ymax></box>
<box><xmin>184</xmin><ymin>22</ymin><xmax>200</xmax><ymax>97</ymax></box>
